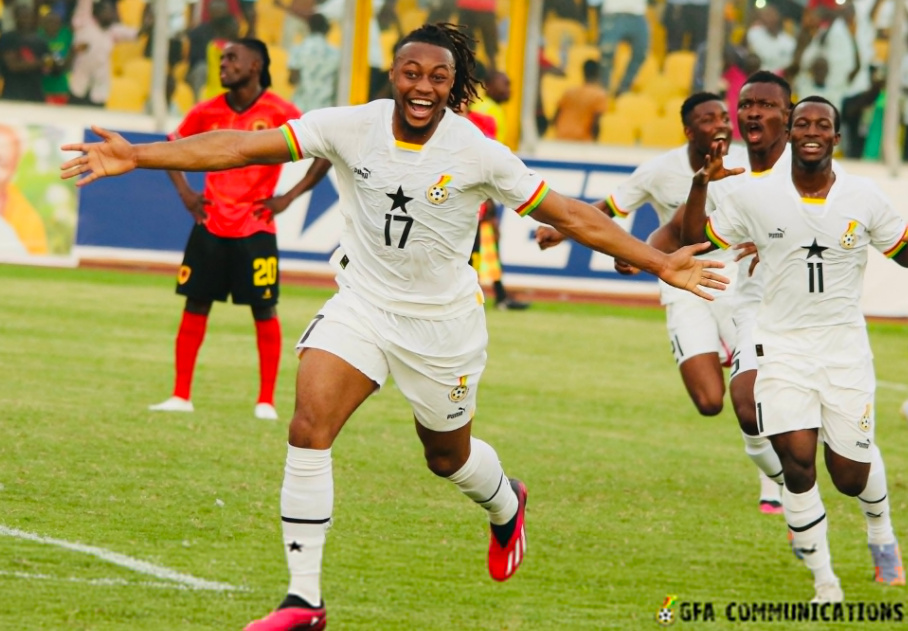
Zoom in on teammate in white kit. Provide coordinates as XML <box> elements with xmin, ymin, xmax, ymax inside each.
<box><xmin>536</xmin><ymin>93</ymin><xmax>783</xmax><ymax>509</ymax></box>
<box><xmin>60</xmin><ymin>24</ymin><xmax>728</xmax><ymax>631</ymax></box>
<box><xmin>692</xmin><ymin>96</ymin><xmax>908</xmax><ymax>602</ymax></box>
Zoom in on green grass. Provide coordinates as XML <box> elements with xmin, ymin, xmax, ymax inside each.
<box><xmin>1</xmin><ymin>264</ymin><xmax>908</xmax><ymax>630</ymax></box>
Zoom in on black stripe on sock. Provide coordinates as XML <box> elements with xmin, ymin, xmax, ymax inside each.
<box><xmin>788</xmin><ymin>513</ymin><xmax>826</xmax><ymax>533</ymax></box>
<box><xmin>858</xmin><ymin>494</ymin><xmax>887</xmax><ymax>505</ymax></box>
<box><xmin>475</xmin><ymin>473</ymin><xmax>506</xmax><ymax>505</ymax></box>
<box><xmin>769</xmin><ymin>470</ymin><xmax>784</xmax><ymax>480</ymax></box>
<box><xmin>281</xmin><ymin>516</ymin><xmax>331</xmax><ymax>524</ymax></box>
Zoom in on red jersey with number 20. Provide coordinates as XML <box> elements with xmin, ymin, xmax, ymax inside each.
<box><xmin>170</xmin><ymin>91</ymin><xmax>301</xmax><ymax>237</ymax></box>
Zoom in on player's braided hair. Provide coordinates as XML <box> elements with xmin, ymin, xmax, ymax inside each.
<box><xmin>236</xmin><ymin>38</ymin><xmax>272</xmax><ymax>89</ymax></box>
<box><xmin>395</xmin><ymin>23</ymin><xmax>481</xmax><ymax>109</ymax></box>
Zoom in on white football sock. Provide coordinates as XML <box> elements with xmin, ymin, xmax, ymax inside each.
<box><xmin>742</xmin><ymin>432</ymin><xmax>784</xmax><ymax>484</ymax></box>
<box><xmin>784</xmin><ymin>483</ymin><xmax>837</xmax><ymax>587</ymax></box>
<box><xmin>858</xmin><ymin>445</ymin><xmax>896</xmax><ymax>545</ymax></box>
<box><xmin>447</xmin><ymin>437</ymin><xmax>517</xmax><ymax>525</ymax></box>
<box><xmin>281</xmin><ymin>445</ymin><xmax>332</xmax><ymax>606</ymax></box>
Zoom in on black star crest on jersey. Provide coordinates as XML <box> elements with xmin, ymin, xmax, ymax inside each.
<box><xmin>288</xmin><ymin>541</ymin><xmax>303</xmax><ymax>552</ymax></box>
<box><xmin>386</xmin><ymin>186</ymin><xmax>413</xmax><ymax>213</ymax></box>
<box><xmin>801</xmin><ymin>238</ymin><xmax>828</xmax><ymax>259</ymax></box>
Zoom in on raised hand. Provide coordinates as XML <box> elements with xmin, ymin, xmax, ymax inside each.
<box><xmin>659</xmin><ymin>242</ymin><xmax>729</xmax><ymax>300</ymax></box>
<box><xmin>60</xmin><ymin>126</ymin><xmax>137</xmax><ymax>186</ymax></box>
<box><xmin>535</xmin><ymin>225</ymin><xmax>566</xmax><ymax>250</ymax></box>
<box><xmin>692</xmin><ymin>145</ymin><xmax>745</xmax><ymax>186</ymax></box>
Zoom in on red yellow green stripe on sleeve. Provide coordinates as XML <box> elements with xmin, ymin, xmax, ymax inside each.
<box><xmin>884</xmin><ymin>225</ymin><xmax>908</xmax><ymax>258</ymax></box>
<box><xmin>515</xmin><ymin>182</ymin><xmax>550</xmax><ymax>217</ymax></box>
<box><xmin>705</xmin><ymin>217</ymin><xmax>731</xmax><ymax>250</ymax></box>
<box><xmin>280</xmin><ymin>123</ymin><xmax>303</xmax><ymax>162</ymax></box>
<box><xmin>605</xmin><ymin>195</ymin><xmax>629</xmax><ymax>218</ymax></box>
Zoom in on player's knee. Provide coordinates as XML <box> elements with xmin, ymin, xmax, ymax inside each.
<box><xmin>733</xmin><ymin>400</ymin><xmax>758</xmax><ymax>434</ymax></box>
<box><xmin>424</xmin><ymin>450</ymin><xmax>465</xmax><ymax>478</ymax></box>
<box><xmin>693</xmin><ymin>394</ymin><xmax>723</xmax><ymax>417</ymax></box>
<box><xmin>829</xmin><ymin>470</ymin><xmax>869</xmax><ymax>497</ymax></box>
<box><xmin>288</xmin><ymin>410</ymin><xmax>331</xmax><ymax>450</ymax></box>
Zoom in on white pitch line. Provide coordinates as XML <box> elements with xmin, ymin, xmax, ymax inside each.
<box><xmin>879</xmin><ymin>381</ymin><xmax>908</xmax><ymax>393</ymax></box>
<box><xmin>0</xmin><ymin>570</ymin><xmax>192</xmax><ymax>590</ymax></box>
<box><xmin>0</xmin><ymin>525</ymin><xmax>246</xmax><ymax>592</ymax></box>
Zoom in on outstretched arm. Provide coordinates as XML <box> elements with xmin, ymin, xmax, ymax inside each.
<box><xmin>531</xmin><ymin>190</ymin><xmax>727</xmax><ymax>299</ymax></box>
<box><xmin>61</xmin><ymin>126</ymin><xmax>291</xmax><ymax>186</ymax></box>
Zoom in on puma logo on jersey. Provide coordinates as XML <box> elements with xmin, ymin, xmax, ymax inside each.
<box><xmin>353</xmin><ymin>166</ymin><xmax>371</xmax><ymax>179</ymax></box>
<box><xmin>856</xmin><ymin>439</ymin><xmax>871</xmax><ymax>449</ymax></box>
<box><xmin>769</xmin><ymin>228</ymin><xmax>786</xmax><ymax>239</ymax></box>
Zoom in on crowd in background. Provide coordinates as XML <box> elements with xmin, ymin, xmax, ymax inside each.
<box><xmin>0</xmin><ymin>0</ymin><xmax>906</xmax><ymax>159</ymax></box>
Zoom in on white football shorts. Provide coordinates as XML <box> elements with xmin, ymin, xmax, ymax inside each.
<box><xmin>295</xmin><ymin>287</ymin><xmax>488</xmax><ymax>432</ymax></box>
<box><xmin>729</xmin><ymin>317</ymin><xmax>759</xmax><ymax>381</ymax></box>
<box><xmin>665</xmin><ymin>291</ymin><xmax>736</xmax><ymax>367</ymax></box>
<box><xmin>754</xmin><ymin>354</ymin><xmax>876</xmax><ymax>463</ymax></box>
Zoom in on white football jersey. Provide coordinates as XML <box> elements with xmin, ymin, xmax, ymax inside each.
<box><xmin>707</xmin><ymin>167</ymin><xmax>908</xmax><ymax>358</ymax></box>
<box><xmin>281</xmin><ymin>100</ymin><xmax>548</xmax><ymax>318</ymax></box>
<box><xmin>608</xmin><ymin>143</ymin><xmax>747</xmax><ymax>304</ymax></box>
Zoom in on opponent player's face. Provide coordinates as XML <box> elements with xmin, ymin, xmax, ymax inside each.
<box><xmin>220</xmin><ymin>43</ymin><xmax>257</xmax><ymax>89</ymax></box>
<box><xmin>685</xmin><ymin>100</ymin><xmax>731</xmax><ymax>156</ymax></box>
<box><xmin>737</xmin><ymin>82</ymin><xmax>789</xmax><ymax>151</ymax></box>
<box><xmin>789</xmin><ymin>101</ymin><xmax>839</xmax><ymax>167</ymax></box>
<box><xmin>390</xmin><ymin>42</ymin><xmax>455</xmax><ymax>133</ymax></box>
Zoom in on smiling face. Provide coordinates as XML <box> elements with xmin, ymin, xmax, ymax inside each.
<box><xmin>737</xmin><ymin>81</ymin><xmax>789</xmax><ymax>152</ymax></box>
<box><xmin>789</xmin><ymin>101</ymin><xmax>839</xmax><ymax>168</ymax></box>
<box><xmin>219</xmin><ymin>42</ymin><xmax>260</xmax><ymax>89</ymax></box>
<box><xmin>390</xmin><ymin>41</ymin><xmax>455</xmax><ymax>141</ymax></box>
<box><xmin>684</xmin><ymin>99</ymin><xmax>732</xmax><ymax>157</ymax></box>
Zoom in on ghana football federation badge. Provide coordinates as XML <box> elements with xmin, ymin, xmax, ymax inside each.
<box><xmin>859</xmin><ymin>403</ymin><xmax>872</xmax><ymax>432</ymax></box>
<box><xmin>840</xmin><ymin>220</ymin><xmax>858</xmax><ymax>249</ymax></box>
<box><xmin>426</xmin><ymin>174</ymin><xmax>451</xmax><ymax>204</ymax></box>
<box><xmin>449</xmin><ymin>377</ymin><xmax>469</xmax><ymax>402</ymax></box>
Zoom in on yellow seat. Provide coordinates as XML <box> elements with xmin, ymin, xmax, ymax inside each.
<box><xmin>640</xmin><ymin>74</ymin><xmax>686</xmax><ymax>110</ymax></box>
<box><xmin>565</xmin><ymin>43</ymin><xmax>600</xmax><ymax>84</ymax></box>
<box><xmin>398</xmin><ymin>8</ymin><xmax>427</xmax><ymax>35</ymax></box>
<box><xmin>171</xmin><ymin>80</ymin><xmax>195</xmax><ymax>114</ymax></box>
<box><xmin>662</xmin><ymin>95</ymin><xmax>686</xmax><ymax>121</ymax></box>
<box><xmin>106</xmin><ymin>76</ymin><xmax>146</xmax><ymax>112</ymax></box>
<box><xmin>118</xmin><ymin>0</ymin><xmax>146</xmax><ymax>29</ymax></box>
<box><xmin>598</xmin><ymin>113</ymin><xmax>637</xmax><ymax>146</ymax></box>
<box><xmin>540</xmin><ymin>74</ymin><xmax>573</xmax><ymax>121</ymax></box>
<box><xmin>630</xmin><ymin>55</ymin><xmax>659</xmax><ymax>93</ymax></box>
<box><xmin>122</xmin><ymin>56</ymin><xmax>153</xmax><ymax>98</ymax></box>
<box><xmin>662</xmin><ymin>51</ymin><xmax>696</xmax><ymax>93</ymax></box>
<box><xmin>639</xmin><ymin>114</ymin><xmax>686</xmax><ymax>148</ymax></box>
<box><xmin>111</xmin><ymin>38</ymin><xmax>146</xmax><ymax>76</ymax></box>
<box><xmin>172</xmin><ymin>59</ymin><xmax>188</xmax><ymax>82</ymax></box>
<box><xmin>613</xmin><ymin>92</ymin><xmax>659</xmax><ymax>131</ymax></box>
<box><xmin>380</xmin><ymin>29</ymin><xmax>399</xmax><ymax>69</ymax></box>
<box><xmin>258</xmin><ymin>5</ymin><xmax>286</xmax><ymax>46</ymax></box>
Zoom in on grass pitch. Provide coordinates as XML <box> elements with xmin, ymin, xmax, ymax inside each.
<box><xmin>1</xmin><ymin>264</ymin><xmax>907</xmax><ymax>630</ymax></box>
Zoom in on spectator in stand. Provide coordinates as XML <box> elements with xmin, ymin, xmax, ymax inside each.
<box><xmin>287</xmin><ymin>13</ymin><xmax>339</xmax><ymax>112</ymax></box>
<box><xmin>471</xmin><ymin>69</ymin><xmax>510</xmax><ymax>142</ymax></box>
<box><xmin>186</xmin><ymin>0</ymin><xmax>233</xmax><ymax>99</ymax></box>
<box><xmin>663</xmin><ymin>0</ymin><xmax>709</xmax><ymax>53</ymax></box>
<box><xmin>591</xmin><ymin>0</ymin><xmax>648</xmax><ymax>96</ymax></box>
<box><xmin>69</xmin><ymin>0</ymin><xmax>150</xmax><ymax>106</ymax></box>
<box><xmin>456</xmin><ymin>0</ymin><xmax>499</xmax><ymax>72</ymax></box>
<box><xmin>0</xmin><ymin>4</ymin><xmax>49</xmax><ymax>102</ymax></box>
<box><xmin>552</xmin><ymin>59</ymin><xmax>609</xmax><ymax>141</ymax></box>
<box><xmin>37</xmin><ymin>9</ymin><xmax>73</xmax><ymax>104</ymax></box>
<box><xmin>745</xmin><ymin>5</ymin><xmax>796</xmax><ymax>74</ymax></box>
<box><xmin>192</xmin><ymin>0</ymin><xmax>256</xmax><ymax>37</ymax></box>
<box><xmin>839</xmin><ymin>0</ymin><xmax>880</xmax><ymax>157</ymax></box>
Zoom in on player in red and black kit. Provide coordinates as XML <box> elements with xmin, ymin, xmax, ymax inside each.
<box><xmin>149</xmin><ymin>38</ymin><xmax>331</xmax><ymax>419</ymax></box>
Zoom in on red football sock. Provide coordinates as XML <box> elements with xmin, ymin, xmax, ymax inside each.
<box><xmin>173</xmin><ymin>311</ymin><xmax>208</xmax><ymax>400</ymax></box>
<box><xmin>255</xmin><ymin>316</ymin><xmax>281</xmax><ymax>405</ymax></box>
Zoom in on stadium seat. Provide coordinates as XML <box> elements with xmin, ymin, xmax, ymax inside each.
<box><xmin>639</xmin><ymin>114</ymin><xmax>686</xmax><ymax>148</ymax></box>
<box><xmin>565</xmin><ymin>43</ymin><xmax>600</xmax><ymax>84</ymax></box>
<box><xmin>640</xmin><ymin>74</ymin><xmax>686</xmax><ymax>111</ymax></box>
<box><xmin>172</xmin><ymin>80</ymin><xmax>195</xmax><ymax>114</ymax></box>
<box><xmin>540</xmin><ymin>73</ymin><xmax>573</xmax><ymax>121</ymax></box>
<box><xmin>630</xmin><ymin>55</ymin><xmax>659</xmax><ymax>93</ymax></box>
<box><xmin>598</xmin><ymin>113</ymin><xmax>637</xmax><ymax>146</ymax></box>
<box><xmin>399</xmin><ymin>8</ymin><xmax>428</xmax><ymax>35</ymax></box>
<box><xmin>106</xmin><ymin>76</ymin><xmax>147</xmax><ymax>112</ymax></box>
<box><xmin>118</xmin><ymin>0</ymin><xmax>146</xmax><ymax>29</ymax></box>
<box><xmin>258</xmin><ymin>4</ymin><xmax>286</xmax><ymax>46</ymax></box>
<box><xmin>172</xmin><ymin>59</ymin><xmax>188</xmax><ymax>82</ymax></box>
<box><xmin>111</xmin><ymin>39</ymin><xmax>146</xmax><ymax>76</ymax></box>
<box><xmin>122</xmin><ymin>57</ymin><xmax>153</xmax><ymax>98</ymax></box>
<box><xmin>662</xmin><ymin>95</ymin><xmax>686</xmax><ymax>121</ymax></box>
<box><xmin>662</xmin><ymin>51</ymin><xmax>696</xmax><ymax>93</ymax></box>
<box><xmin>613</xmin><ymin>92</ymin><xmax>659</xmax><ymax>134</ymax></box>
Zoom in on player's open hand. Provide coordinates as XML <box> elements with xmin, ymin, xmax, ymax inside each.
<box><xmin>535</xmin><ymin>225</ymin><xmax>566</xmax><ymax>250</ymax></box>
<box><xmin>659</xmin><ymin>242</ymin><xmax>729</xmax><ymax>300</ymax></box>
<box><xmin>692</xmin><ymin>149</ymin><xmax>745</xmax><ymax>187</ymax></box>
<box><xmin>179</xmin><ymin>190</ymin><xmax>211</xmax><ymax>224</ymax></box>
<box><xmin>732</xmin><ymin>242</ymin><xmax>760</xmax><ymax>277</ymax></box>
<box><xmin>60</xmin><ymin>126</ymin><xmax>137</xmax><ymax>186</ymax></box>
<box><xmin>253</xmin><ymin>194</ymin><xmax>293</xmax><ymax>223</ymax></box>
